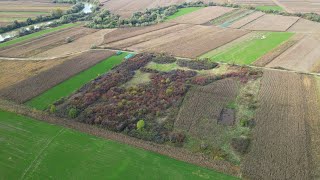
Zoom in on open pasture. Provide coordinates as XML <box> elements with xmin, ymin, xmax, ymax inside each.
<box><xmin>0</xmin><ymin>26</ymin><xmax>96</xmax><ymax>58</ymax></box>
<box><xmin>0</xmin><ymin>50</ymin><xmax>115</xmax><ymax>105</ymax></box>
<box><xmin>165</xmin><ymin>7</ymin><xmax>203</xmax><ymax>21</ymax></box>
<box><xmin>0</xmin><ymin>110</ymin><xmax>236</xmax><ymax>180</ymax></box>
<box><xmin>200</xmin><ymin>31</ymin><xmax>294</xmax><ymax>65</ymax></box>
<box><xmin>266</xmin><ymin>34</ymin><xmax>320</xmax><ymax>73</ymax></box>
<box><xmin>241</xmin><ymin>14</ymin><xmax>299</xmax><ymax>31</ymax></box>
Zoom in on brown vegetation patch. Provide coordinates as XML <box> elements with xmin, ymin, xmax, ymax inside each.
<box><xmin>175</xmin><ymin>78</ymin><xmax>239</xmax><ymax>136</ymax></box>
<box><xmin>218</xmin><ymin>108</ymin><xmax>235</xmax><ymax>126</ymax></box>
<box><xmin>242</xmin><ymin>70</ymin><xmax>311</xmax><ymax>179</ymax></box>
<box><xmin>0</xmin><ymin>50</ymin><xmax>114</xmax><ymax>103</ymax></box>
<box><xmin>0</xmin><ymin>58</ymin><xmax>67</xmax><ymax>90</ymax></box>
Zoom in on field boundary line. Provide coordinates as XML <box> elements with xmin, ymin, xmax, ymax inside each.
<box><xmin>20</xmin><ymin>128</ymin><xmax>65</xmax><ymax>180</ymax></box>
<box><xmin>285</xmin><ymin>17</ymin><xmax>300</xmax><ymax>31</ymax></box>
<box><xmin>238</xmin><ymin>13</ymin><xmax>265</xmax><ymax>29</ymax></box>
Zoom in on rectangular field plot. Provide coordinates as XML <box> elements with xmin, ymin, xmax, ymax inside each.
<box><xmin>241</xmin><ymin>14</ymin><xmax>299</xmax><ymax>31</ymax></box>
<box><xmin>166</xmin><ymin>7</ymin><xmax>203</xmax><ymax>21</ymax></box>
<box><xmin>24</xmin><ymin>52</ymin><xmax>127</xmax><ymax>110</ymax></box>
<box><xmin>170</xmin><ymin>6</ymin><xmax>234</xmax><ymax>25</ymax></box>
<box><xmin>200</xmin><ymin>32</ymin><xmax>294</xmax><ymax>65</ymax></box>
<box><xmin>0</xmin><ymin>110</ymin><xmax>236</xmax><ymax>180</ymax></box>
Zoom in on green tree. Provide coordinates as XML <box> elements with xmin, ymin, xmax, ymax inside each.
<box><xmin>49</xmin><ymin>105</ymin><xmax>56</xmax><ymax>113</ymax></box>
<box><xmin>137</xmin><ymin>120</ymin><xmax>145</xmax><ymax>131</ymax></box>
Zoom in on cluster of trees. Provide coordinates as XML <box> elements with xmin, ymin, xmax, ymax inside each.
<box><xmin>86</xmin><ymin>1</ymin><xmax>210</xmax><ymax>28</ymax></box>
<box><xmin>0</xmin><ymin>3</ymin><xmax>84</xmax><ymax>34</ymax></box>
<box><xmin>54</xmin><ymin>53</ymin><xmax>197</xmax><ymax>144</ymax></box>
<box><xmin>177</xmin><ymin>59</ymin><xmax>218</xmax><ymax>70</ymax></box>
<box><xmin>152</xmin><ymin>54</ymin><xmax>177</xmax><ymax>64</ymax></box>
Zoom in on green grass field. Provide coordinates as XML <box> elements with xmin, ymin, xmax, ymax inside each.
<box><xmin>0</xmin><ymin>110</ymin><xmax>237</xmax><ymax>179</ymax></box>
<box><xmin>25</xmin><ymin>53</ymin><xmax>129</xmax><ymax>110</ymax></box>
<box><xmin>0</xmin><ymin>23</ymin><xmax>79</xmax><ymax>48</ymax></box>
<box><xmin>255</xmin><ymin>5</ymin><xmax>283</xmax><ymax>12</ymax></box>
<box><xmin>166</xmin><ymin>7</ymin><xmax>203</xmax><ymax>21</ymax></box>
<box><xmin>200</xmin><ymin>32</ymin><xmax>294</xmax><ymax>65</ymax></box>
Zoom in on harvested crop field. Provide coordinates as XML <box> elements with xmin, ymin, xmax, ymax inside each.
<box><xmin>101</xmin><ymin>22</ymin><xmax>176</xmax><ymax>45</ymax></box>
<box><xmin>0</xmin><ymin>26</ymin><xmax>96</xmax><ymax>58</ymax></box>
<box><xmin>228</xmin><ymin>11</ymin><xmax>265</xmax><ymax>29</ymax></box>
<box><xmin>242</xmin><ymin>70</ymin><xmax>316</xmax><ymax>179</ymax></box>
<box><xmin>175</xmin><ymin>78</ymin><xmax>239</xmax><ymax>135</ymax></box>
<box><xmin>103</xmin><ymin>24</ymin><xmax>193</xmax><ymax>50</ymax></box>
<box><xmin>287</xmin><ymin>18</ymin><xmax>320</xmax><ymax>33</ymax></box>
<box><xmin>34</xmin><ymin>29</ymin><xmax>116</xmax><ymax>58</ymax></box>
<box><xmin>241</xmin><ymin>14</ymin><xmax>300</xmax><ymax>31</ymax></box>
<box><xmin>0</xmin><ymin>110</ymin><xmax>236</xmax><ymax>180</ymax></box>
<box><xmin>129</xmin><ymin>26</ymin><xmax>249</xmax><ymax>58</ymax></box>
<box><xmin>200</xmin><ymin>31</ymin><xmax>293</xmax><ymax>65</ymax></box>
<box><xmin>166</xmin><ymin>7</ymin><xmax>203</xmax><ymax>21</ymax></box>
<box><xmin>210</xmin><ymin>9</ymin><xmax>255</xmax><ymax>27</ymax></box>
<box><xmin>0</xmin><ymin>58</ymin><xmax>67</xmax><ymax>90</ymax></box>
<box><xmin>277</xmin><ymin>0</ymin><xmax>320</xmax><ymax>14</ymax></box>
<box><xmin>170</xmin><ymin>6</ymin><xmax>235</xmax><ymax>25</ymax></box>
<box><xmin>266</xmin><ymin>34</ymin><xmax>320</xmax><ymax>73</ymax></box>
<box><xmin>0</xmin><ymin>50</ymin><xmax>115</xmax><ymax>104</ymax></box>
<box><xmin>230</xmin><ymin>0</ymin><xmax>275</xmax><ymax>6</ymax></box>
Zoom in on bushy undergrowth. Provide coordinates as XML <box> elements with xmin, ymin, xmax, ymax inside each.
<box><xmin>177</xmin><ymin>59</ymin><xmax>218</xmax><ymax>70</ymax></box>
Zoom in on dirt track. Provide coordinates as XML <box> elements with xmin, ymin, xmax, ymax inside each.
<box><xmin>0</xmin><ymin>50</ymin><xmax>114</xmax><ymax>103</ymax></box>
<box><xmin>242</xmin><ymin>70</ymin><xmax>311</xmax><ymax>179</ymax></box>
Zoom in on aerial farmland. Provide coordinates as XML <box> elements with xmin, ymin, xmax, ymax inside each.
<box><xmin>0</xmin><ymin>0</ymin><xmax>320</xmax><ymax>179</ymax></box>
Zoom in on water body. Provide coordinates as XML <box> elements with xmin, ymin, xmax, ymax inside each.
<box><xmin>0</xmin><ymin>3</ymin><xmax>94</xmax><ymax>43</ymax></box>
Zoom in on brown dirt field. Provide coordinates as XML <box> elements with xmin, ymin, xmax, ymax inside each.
<box><xmin>0</xmin><ymin>22</ymin><xmax>10</xmax><ymax>27</ymax></box>
<box><xmin>0</xmin><ymin>27</ymin><xmax>97</xmax><ymax>58</ymax></box>
<box><xmin>0</xmin><ymin>58</ymin><xmax>67</xmax><ymax>90</ymax></box>
<box><xmin>242</xmin><ymin>70</ymin><xmax>311</xmax><ymax>179</ymax></box>
<box><xmin>175</xmin><ymin>78</ymin><xmax>239</xmax><ymax>137</ymax></box>
<box><xmin>34</xmin><ymin>29</ymin><xmax>116</xmax><ymax>58</ymax></box>
<box><xmin>104</xmin><ymin>24</ymin><xmax>193</xmax><ymax>49</ymax></box>
<box><xmin>266</xmin><ymin>34</ymin><xmax>320</xmax><ymax>73</ymax></box>
<box><xmin>231</xmin><ymin>0</ymin><xmax>275</xmax><ymax>5</ymax></box>
<box><xmin>278</xmin><ymin>0</ymin><xmax>320</xmax><ymax>14</ymax></box>
<box><xmin>131</xmin><ymin>27</ymin><xmax>249</xmax><ymax>58</ymax></box>
<box><xmin>0</xmin><ymin>1</ymin><xmax>70</xmax><ymax>12</ymax></box>
<box><xmin>109</xmin><ymin>24</ymin><xmax>205</xmax><ymax>52</ymax></box>
<box><xmin>0</xmin><ymin>98</ymin><xmax>240</xmax><ymax>177</ymax></box>
<box><xmin>101</xmin><ymin>22</ymin><xmax>177</xmax><ymax>45</ymax></box>
<box><xmin>0</xmin><ymin>50</ymin><xmax>114</xmax><ymax>103</ymax></box>
<box><xmin>170</xmin><ymin>6</ymin><xmax>235</xmax><ymax>25</ymax></box>
<box><xmin>305</xmin><ymin>76</ymin><xmax>320</xmax><ymax>179</ymax></box>
<box><xmin>228</xmin><ymin>11</ymin><xmax>265</xmax><ymax>29</ymax></box>
<box><xmin>241</xmin><ymin>14</ymin><xmax>300</xmax><ymax>31</ymax></box>
<box><xmin>253</xmin><ymin>33</ymin><xmax>303</xmax><ymax>67</ymax></box>
<box><xmin>287</xmin><ymin>18</ymin><xmax>320</xmax><ymax>33</ymax></box>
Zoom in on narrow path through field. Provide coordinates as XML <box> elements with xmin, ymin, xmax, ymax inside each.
<box><xmin>20</xmin><ymin>128</ymin><xmax>65</xmax><ymax>179</ymax></box>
